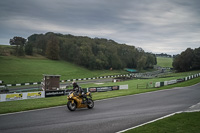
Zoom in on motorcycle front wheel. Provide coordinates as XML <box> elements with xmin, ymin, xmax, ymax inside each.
<box><xmin>67</xmin><ymin>101</ymin><xmax>76</xmax><ymax>111</ymax></box>
<box><xmin>87</xmin><ymin>99</ymin><xmax>94</xmax><ymax>109</ymax></box>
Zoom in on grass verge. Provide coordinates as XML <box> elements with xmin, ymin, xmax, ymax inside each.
<box><xmin>125</xmin><ymin>112</ymin><xmax>200</xmax><ymax>133</ymax></box>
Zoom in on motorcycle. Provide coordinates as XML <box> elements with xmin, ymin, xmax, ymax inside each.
<box><xmin>67</xmin><ymin>90</ymin><xmax>94</xmax><ymax>111</ymax></box>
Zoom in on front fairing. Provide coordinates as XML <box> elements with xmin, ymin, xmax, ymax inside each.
<box><xmin>67</xmin><ymin>91</ymin><xmax>74</xmax><ymax>100</ymax></box>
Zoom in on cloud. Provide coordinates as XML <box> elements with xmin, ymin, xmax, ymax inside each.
<box><xmin>0</xmin><ymin>0</ymin><xmax>200</xmax><ymax>55</ymax></box>
<box><xmin>1</xmin><ymin>16</ymin><xmax>116</xmax><ymax>38</ymax></box>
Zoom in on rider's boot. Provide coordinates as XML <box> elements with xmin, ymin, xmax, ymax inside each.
<box><xmin>86</xmin><ymin>98</ymin><xmax>89</xmax><ymax>104</ymax></box>
<box><xmin>81</xmin><ymin>99</ymin><xmax>85</xmax><ymax>104</ymax></box>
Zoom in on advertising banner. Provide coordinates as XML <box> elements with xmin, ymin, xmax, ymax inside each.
<box><xmin>167</xmin><ymin>80</ymin><xmax>177</xmax><ymax>85</ymax></box>
<box><xmin>155</xmin><ymin>82</ymin><xmax>160</xmax><ymax>88</ymax></box>
<box><xmin>88</xmin><ymin>86</ymin><xmax>119</xmax><ymax>92</ymax></box>
<box><xmin>26</xmin><ymin>91</ymin><xmax>45</xmax><ymax>99</ymax></box>
<box><xmin>112</xmin><ymin>86</ymin><xmax>119</xmax><ymax>90</ymax></box>
<box><xmin>6</xmin><ymin>93</ymin><xmax>23</xmax><ymax>101</ymax></box>
<box><xmin>119</xmin><ymin>85</ymin><xmax>128</xmax><ymax>89</ymax></box>
<box><xmin>97</xmin><ymin>86</ymin><xmax>112</xmax><ymax>92</ymax></box>
<box><xmin>0</xmin><ymin>91</ymin><xmax>45</xmax><ymax>102</ymax></box>
<box><xmin>89</xmin><ymin>88</ymin><xmax>97</xmax><ymax>92</ymax></box>
<box><xmin>45</xmin><ymin>90</ymin><xmax>65</xmax><ymax>97</ymax></box>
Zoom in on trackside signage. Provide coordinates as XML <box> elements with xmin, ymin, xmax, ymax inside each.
<box><xmin>88</xmin><ymin>86</ymin><xmax>119</xmax><ymax>92</ymax></box>
<box><xmin>88</xmin><ymin>85</ymin><xmax>128</xmax><ymax>92</ymax></box>
<box><xmin>45</xmin><ymin>90</ymin><xmax>65</xmax><ymax>97</ymax></box>
<box><xmin>0</xmin><ymin>91</ymin><xmax>45</xmax><ymax>102</ymax></box>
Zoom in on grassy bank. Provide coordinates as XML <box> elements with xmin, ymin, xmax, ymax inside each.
<box><xmin>0</xmin><ymin>56</ymin><xmax>126</xmax><ymax>84</ymax></box>
<box><xmin>0</xmin><ymin>75</ymin><xmax>199</xmax><ymax>114</ymax></box>
<box><xmin>125</xmin><ymin>112</ymin><xmax>200</xmax><ymax>133</ymax></box>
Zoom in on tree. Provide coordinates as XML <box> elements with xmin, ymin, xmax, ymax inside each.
<box><xmin>25</xmin><ymin>42</ymin><xmax>33</xmax><ymax>55</ymax></box>
<box><xmin>145</xmin><ymin>53</ymin><xmax>157</xmax><ymax>68</ymax></box>
<box><xmin>9</xmin><ymin>36</ymin><xmax>26</xmax><ymax>56</ymax></box>
<box><xmin>137</xmin><ymin>55</ymin><xmax>147</xmax><ymax>70</ymax></box>
<box><xmin>192</xmin><ymin>47</ymin><xmax>200</xmax><ymax>70</ymax></box>
<box><xmin>181</xmin><ymin>48</ymin><xmax>194</xmax><ymax>71</ymax></box>
<box><xmin>173</xmin><ymin>48</ymin><xmax>197</xmax><ymax>72</ymax></box>
<box><xmin>45</xmin><ymin>35</ymin><xmax>60</xmax><ymax>60</ymax></box>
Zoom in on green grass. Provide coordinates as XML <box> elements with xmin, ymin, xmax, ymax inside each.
<box><xmin>0</xmin><ymin>53</ymin><xmax>174</xmax><ymax>84</ymax></box>
<box><xmin>0</xmin><ymin>75</ymin><xmax>199</xmax><ymax>114</ymax></box>
<box><xmin>0</xmin><ymin>56</ymin><xmax>127</xmax><ymax>84</ymax></box>
<box><xmin>125</xmin><ymin>112</ymin><xmax>200</xmax><ymax>133</ymax></box>
<box><xmin>0</xmin><ymin>96</ymin><xmax>68</xmax><ymax>114</ymax></box>
<box><xmin>157</xmin><ymin>57</ymin><xmax>173</xmax><ymax>68</ymax></box>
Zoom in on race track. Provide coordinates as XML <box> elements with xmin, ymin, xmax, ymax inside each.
<box><xmin>0</xmin><ymin>83</ymin><xmax>200</xmax><ymax>133</ymax></box>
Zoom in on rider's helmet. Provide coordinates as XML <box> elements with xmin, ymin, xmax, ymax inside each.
<box><xmin>72</xmin><ymin>82</ymin><xmax>78</xmax><ymax>88</ymax></box>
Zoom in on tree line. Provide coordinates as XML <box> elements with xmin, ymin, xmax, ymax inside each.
<box><xmin>10</xmin><ymin>32</ymin><xmax>157</xmax><ymax>70</ymax></box>
<box><xmin>156</xmin><ymin>53</ymin><xmax>172</xmax><ymax>58</ymax></box>
<box><xmin>173</xmin><ymin>47</ymin><xmax>200</xmax><ymax>72</ymax></box>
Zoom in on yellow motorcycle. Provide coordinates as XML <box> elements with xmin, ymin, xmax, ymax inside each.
<box><xmin>67</xmin><ymin>91</ymin><xmax>94</xmax><ymax>111</ymax></box>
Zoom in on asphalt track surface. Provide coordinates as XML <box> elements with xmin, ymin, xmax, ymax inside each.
<box><xmin>0</xmin><ymin>83</ymin><xmax>200</xmax><ymax>133</ymax></box>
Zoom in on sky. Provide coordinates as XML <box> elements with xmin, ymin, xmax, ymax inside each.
<box><xmin>0</xmin><ymin>0</ymin><xmax>200</xmax><ymax>55</ymax></box>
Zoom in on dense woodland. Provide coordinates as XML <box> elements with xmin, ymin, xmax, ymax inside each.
<box><xmin>172</xmin><ymin>47</ymin><xmax>200</xmax><ymax>72</ymax></box>
<box><xmin>9</xmin><ymin>32</ymin><xmax>157</xmax><ymax>70</ymax></box>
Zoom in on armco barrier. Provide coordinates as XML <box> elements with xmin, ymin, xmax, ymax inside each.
<box><xmin>0</xmin><ymin>91</ymin><xmax>45</xmax><ymax>102</ymax></box>
<box><xmin>155</xmin><ymin>73</ymin><xmax>200</xmax><ymax>88</ymax></box>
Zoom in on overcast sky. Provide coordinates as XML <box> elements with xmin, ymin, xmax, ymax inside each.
<box><xmin>0</xmin><ymin>0</ymin><xmax>200</xmax><ymax>55</ymax></box>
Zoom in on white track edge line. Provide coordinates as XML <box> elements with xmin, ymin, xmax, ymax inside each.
<box><xmin>116</xmin><ymin>111</ymin><xmax>183</xmax><ymax>133</ymax></box>
<box><xmin>116</xmin><ymin>101</ymin><xmax>200</xmax><ymax>133</ymax></box>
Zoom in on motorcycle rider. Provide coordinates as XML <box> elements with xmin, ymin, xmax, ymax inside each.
<box><xmin>72</xmin><ymin>82</ymin><xmax>88</xmax><ymax>104</ymax></box>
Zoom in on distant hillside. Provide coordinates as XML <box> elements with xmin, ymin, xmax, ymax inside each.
<box><xmin>157</xmin><ymin>57</ymin><xmax>173</xmax><ymax>68</ymax></box>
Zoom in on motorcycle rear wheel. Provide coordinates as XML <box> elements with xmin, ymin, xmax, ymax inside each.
<box><xmin>67</xmin><ymin>101</ymin><xmax>77</xmax><ymax>111</ymax></box>
<box><xmin>87</xmin><ymin>99</ymin><xmax>94</xmax><ymax>109</ymax></box>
